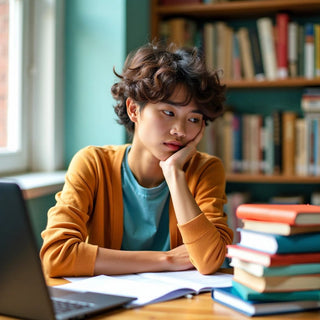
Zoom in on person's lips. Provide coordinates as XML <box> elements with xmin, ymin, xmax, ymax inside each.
<box><xmin>164</xmin><ymin>141</ymin><xmax>183</xmax><ymax>152</ymax></box>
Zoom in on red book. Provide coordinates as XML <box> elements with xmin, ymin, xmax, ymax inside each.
<box><xmin>276</xmin><ymin>13</ymin><xmax>289</xmax><ymax>78</ymax></box>
<box><xmin>236</xmin><ymin>204</ymin><xmax>320</xmax><ymax>225</ymax></box>
<box><xmin>227</xmin><ymin>245</ymin><xmax>320</xmax><ymax>267</ymax></box>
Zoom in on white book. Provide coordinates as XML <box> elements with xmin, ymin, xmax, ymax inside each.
<box><xmin>257</xmin><ymin>17</ymin><xmax>277</xmax><ymax>80</ymax></box>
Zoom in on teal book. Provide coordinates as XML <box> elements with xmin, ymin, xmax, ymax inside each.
<box><xmin>237</xmin><ymin>228</ymin><xmax>320</xmax><ymax>254</ymax></box>
<box><xmin>232</xmin><ymin>280</ymin><xmax>320</xmax><ymax>302</ymax></box>
<box><xmin>212</xmin><ymin>286</ymin><xmax>320</xmax><ymax>317</ymax></box>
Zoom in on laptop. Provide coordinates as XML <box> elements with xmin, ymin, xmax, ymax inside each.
<box><xmin>0</xmin><ymin>182</ymin><xmax>136</xmax><ymax>320</ymax></box>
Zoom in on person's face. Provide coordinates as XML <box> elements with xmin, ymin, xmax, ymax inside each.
<box><xmin>130</xmin><ymin>87</ymin><xmax>204</xmax><ymax>161</ymax></box>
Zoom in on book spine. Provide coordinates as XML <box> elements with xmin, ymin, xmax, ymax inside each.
<box><xmin>295</xmin><ymin>118</ymin><xmax>308</xmax><ymax>176</ymax></box>
<box><xmin>223</xmin><ymin>111</ymin><xmax>234</xmax><ymax>173</ymax></box>
<box><xmin>242</xmin><ymin>115</ymin><xmax>250</xmax><ymax>173</ymax></box>
<box><xmin>248</xmin><ymin>27</ymin><xmax>265</xmax><ymax>80</ymax></box>
<box><xmin>315</xmin><ymin>24</ymin><xmax>320</xmax><ymax>77</ymax></box>
<box><xmin>224</xmin><ymin>25</ymin><xmax>234</xmax><ymax>80</ymax></box>
<box><xmin>298</xmin><ymin>24</ymin><xmax>305</xmax><ymax>77</ymax></box>
<box><xmin>273</xmin><ymin>111</ymin><xmax>283</xmax><ymax>175</ymax></box>
<box><xmin>282</xmin><ymin>111</ymin><xmax>297</xmax><ymax>176</ymax></box>
<box><xmin>203</xmin><ymin>22</ymin><xmax>215</xmax><ymax>70</ymax></box>
<box><xmin>215</xmin><ymin>21</ymin><xmax>228</xmax><ymax>79</ymax></box>
<box><xmin>306</xmin><ymin>115</ymin><xmax>315</xmax><ymax>175</ymax></box>
<box><xmin>232</xmin><ymin>113</ymin><xmax>243</xmax><ymax>172</ymax></box>
<box><xmin>304</xmin><ymin>23</ymin><xmax>315</xmax><ymax>79</ymax></box>
<box><xmin>237</xmin><ymin>27</ymin><xmax>255</xmax><ymax>80</ymax></box>
<box><xmin>264</xmin><ymin>116</ymin><xmax>274</xmax><ymax>175</ymax></box>
<box><xmin>314</xmin><ymin>117</ymin><xmax>320</xmax><ymax>176</ymax></box>
<box><xmin>232</xmin><ymin>32</ymin><xmax>242</xmax><ymax>80</ymax></box>
<box><xmin>168</xmin><ymin>18</ymin><xmax>187</xmax><ymax>47</ymax></box>
<box><xmin>288</xmin><ymin>21</ymin><xmax>298</xmax><ymax>77</ymax></box>
<box><xmin>168</xmin><ymin>18</ymin><xmax>197</xmax><ymax>48</ymax></box>
<box><xmin>257</xmin><ymin>17</ymin><xmax>277</xmax><ymax>80</ymax></box>
<box><xmin>276</xmin><ymin>13</ymin><xmax>289</xmax><ymax>79</ymax></box>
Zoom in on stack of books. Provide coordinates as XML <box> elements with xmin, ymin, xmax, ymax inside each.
<box><xmin>212</xmin><ymin>204</ymin><xmax>320</xmax><ymax>316</ymax></box>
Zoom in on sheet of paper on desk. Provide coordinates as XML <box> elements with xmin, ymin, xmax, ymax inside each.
<box><xmin>60</xmin><ymin>270</ymin><xmax>233</xmax><ymax>307</ymax></box>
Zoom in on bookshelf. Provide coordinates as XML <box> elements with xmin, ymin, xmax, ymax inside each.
<box><xmin>150</xmin><ymin>0</ymin><xmax>320</xmax><ymax>203</ymax></box>
<box><xmin>151</xmin><ymin>0</ymin><xmax>320</xmax><ymax>39</ymax></box>
<box><xmin>227</xmin><ymin>173</ymin><xmax>320</xmax><ymax>184</ymax></box>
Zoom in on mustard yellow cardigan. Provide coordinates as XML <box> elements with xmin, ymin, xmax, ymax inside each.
<box><xmin>40</xmin><ymin>145</ymin><xmax>233</xmax><ymax>276</ymax></box>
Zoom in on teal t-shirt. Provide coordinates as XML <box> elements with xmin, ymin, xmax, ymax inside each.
<box><xmin>120</xmin><ymin>146</ymin><xmax>170</xmax><ymax>251</ymax></box>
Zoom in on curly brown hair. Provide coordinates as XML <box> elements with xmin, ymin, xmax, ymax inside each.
<box><xmin>111</xmin><ymin>42</ymin><xmax>226</xmax><ymax>134</ymax></box>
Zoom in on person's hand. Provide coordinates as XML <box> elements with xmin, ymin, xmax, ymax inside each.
<box><xmin>159</xmin><ymin>121</ymin><xmax>205</xmax><ymax>177</ymax></box>
<box><xmin>164</xmin><ymin>245</ymin><xmax>195</xmax><ymax>271</ymax></box>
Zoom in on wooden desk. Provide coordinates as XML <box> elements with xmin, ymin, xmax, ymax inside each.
<box><xmin>48</xmin><ymin>273</ymin><xmax>320</xmax><ymax>320</ymax></box>
<box><xmin>1</xmin><ymin>276</ymin><xmax>319</xmax><ymax>320</ymax></box>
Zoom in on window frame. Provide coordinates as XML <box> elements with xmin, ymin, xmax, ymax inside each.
<box><xmin>0</xmin><ymin>0</ymin><xmax>28</xmax><ymax>173</ymax></box>
<box><xmin>0</xmin><ymin>0</ymin><xmax>64</xmax><ymax>175</ymax></box>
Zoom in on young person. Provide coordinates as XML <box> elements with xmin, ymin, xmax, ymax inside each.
<box><xmin>40</xmin><ymin>43</ymin><xmax>233</xmax><ymax>277</ymax></box>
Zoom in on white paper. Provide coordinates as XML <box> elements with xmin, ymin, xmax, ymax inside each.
<box><xmin>58</xmin><ymin>270</ymin><xmax>233</xmax><ymax>307</ymax></box>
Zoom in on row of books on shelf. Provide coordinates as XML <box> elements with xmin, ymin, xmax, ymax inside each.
<box><xmin>160</xmin><ymin>13</ymin><xmax>320</xmax><ymax>81</ymax></box>
<box><xmin>200</xmin><ymin>107</ymin><xmax>320</xmax><ymax>176</ymax></box>
<box><xmin>212</xmin><ymin>203</ymin><xmax>320</xmax><ymax>316</ymax></box>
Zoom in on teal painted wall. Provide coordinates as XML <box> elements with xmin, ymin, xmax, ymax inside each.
<box><xmin>64</xmin><ymin>0</ymin><xmax>150</xmax><ymax>164</ymax></box>
<box><xmin>29</xmin><ymin>0</ymin><xmax>150</xmax><ymax>246</ymax></box>
<box><xmin>126</xmin><ymin>0</ymin><xmax>150</xmax><ymax>53</ymax></box>
<box><xmin>64</xmin><ymin>0</ymin><xmax>127</xmax><ymax>164</ymax></box>
<box><xmin>27</xmin><ymin>194</ymin><xmax>56</xmax><ymax>249</ymax></box>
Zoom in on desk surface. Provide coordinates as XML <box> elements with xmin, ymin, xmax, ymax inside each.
<box><xmin>1</xmin><ymin>275</ymin><xmax>319</xmax><ymax>320</ymax></box>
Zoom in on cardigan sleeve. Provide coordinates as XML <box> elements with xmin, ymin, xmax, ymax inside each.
<box><xmin>178</xmin><ymin>153</ymin><xmax>234</xmax><ymax>275</ymax></box>
<box><xmin>40</xmin><ymin>147</ymin><xmax>103</xmax><ymax>277</ymax></box>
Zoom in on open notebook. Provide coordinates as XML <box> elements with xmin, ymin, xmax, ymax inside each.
<box><xmin>0</xmin><ymin>182</ymin><xmax>135</xmax><ymax>320</ymax></box>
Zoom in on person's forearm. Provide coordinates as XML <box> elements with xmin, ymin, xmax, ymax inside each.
<box><xmin>94</xmin><ymin>248</ymin><xmax>166</xmax><ymax>275</ymax></box>
<box><xmin>93</xmin><ymin>245</ymin><xmax>193</xmax><ymax>275</ymax></box>
<box><xmin>165</xmin><ymin>168</ymin><xmax>202</xmax><ymax>224</ymax></box>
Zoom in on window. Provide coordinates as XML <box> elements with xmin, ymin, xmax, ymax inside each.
<box><xmin>0</xmin><ymin>0</ymin><xmax>27</xmax><ymax>174</ymax></box>
<box><xmin>0</xmin><ymin>0</ymin><xmax>64</xmax><ymax>175</ymax></box>
<box><xmin>0</xmin><ymin>0</ymin><xmax>9</xmax><ymax>149</ymax></box>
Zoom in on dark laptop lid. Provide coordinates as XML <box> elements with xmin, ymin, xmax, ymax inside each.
<box><xmin>0</xmin><ymin>182</ymin><xmax>135</xmax><ymax>320</ymax></box>
<box><xmin>0</xmin><ymin>182</ymin><xmax>57</xmax><ymax>320</ymax></box>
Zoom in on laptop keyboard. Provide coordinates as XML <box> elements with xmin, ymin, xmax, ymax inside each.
<box><xmin>52</xmin><ymin>297</ymin><xmax>95</xmax><ymax>314</ymax></box>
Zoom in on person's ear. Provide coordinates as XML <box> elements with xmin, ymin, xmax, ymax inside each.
<box><xmin>126</xmin><ymin>98</ymin><xmax>139</xmax><ymax>123</ymax></box>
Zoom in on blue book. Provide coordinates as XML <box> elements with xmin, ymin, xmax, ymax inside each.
<box><xmin>211</xmin><ymin>286</ymin><xmax>320</xmax><ymax>317</ymax></box>
<box><xmin>232</xmin><ymin>280</ymin><xmax>320</xmax><ymax>302</ymax></box>
<box><xmin>232</xmin><ymin>113</ymin><xmax>242</xmax><ymax>172</ymax></box>
<box><xmin>237</xmin><ymin>228</ymin><xmax>320</xmax><ymax>254</ymax></box>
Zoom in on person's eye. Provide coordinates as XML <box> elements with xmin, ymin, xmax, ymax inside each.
<box><xmin>163</xmin><ymin>110</ymin><xmax>174</xmax><ymax>117</ymax></box>
<box><xmin>189</xmin><ymin>117</ymin><xmax>201</xmax><ymax>123</ymax></box>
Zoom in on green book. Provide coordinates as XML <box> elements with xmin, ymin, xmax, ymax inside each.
<box><xmin>230</xmin><ymin>258</ymin><xmax>320</xmax><ymax>277</ymax></box>
<box><xmin>232</xmin><ymin>280</ymin><xmax>320</xmax><ymax>302</ymax></box>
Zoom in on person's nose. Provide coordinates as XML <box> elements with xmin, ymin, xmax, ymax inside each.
<box><xmin>170</xmin><ymin>120</ymin><xmax>186</xmax><ymax>138</ymax></box>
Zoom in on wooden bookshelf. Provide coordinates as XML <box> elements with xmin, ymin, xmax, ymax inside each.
<box><xmin>226</xmin><ymin>173</ymin><xmax>320</xmax><ymax>184</ymax></box>
<box><xmin>151</xmin><ymin>0</ymin><xmax>320</xmax><ymax>39</ymax></box>
<box><xmin>151</xmin><ymin>0</ymin><xmax>320</xmax><ymax>199</ymax></box>
<box><xmin>226</xmin><ymin>78</ymin><xmax>320</xmax><ymax>89</ymax></box>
